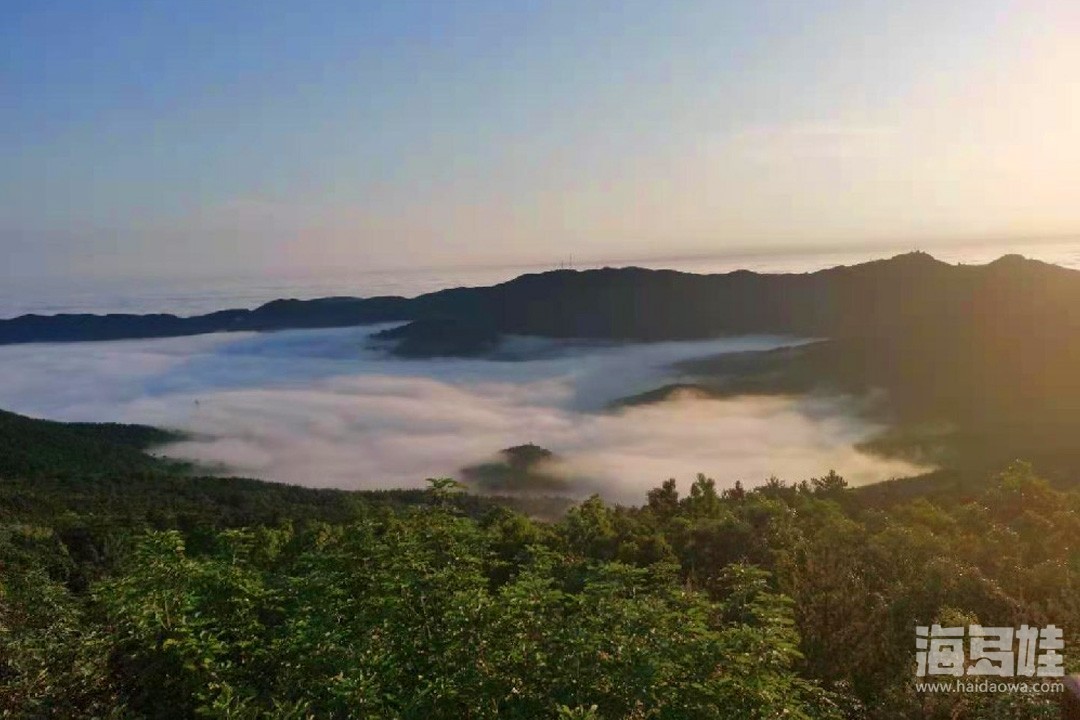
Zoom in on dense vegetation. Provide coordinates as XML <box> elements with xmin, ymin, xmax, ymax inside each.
<box><xmin>0</xmin><ymin>409</ymin><xmax>185</xmax><ymax>479</ymax></box>
<box><xmin>1</xmin><ymin>411</ymin><xmax>1076</xmax><ymax>718</ymax></box>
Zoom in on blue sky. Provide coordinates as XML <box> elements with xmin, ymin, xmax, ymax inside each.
<box><xmin>2</xmin><ymin>1</ymin><xmax>1077</xmax><ymax>278</ymax></box>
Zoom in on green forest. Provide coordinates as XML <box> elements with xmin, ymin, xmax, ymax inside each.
<box><xmin>1</xmin><ymin>410</ymin><xmax>1077</xmax><ymax>719</ymax></box>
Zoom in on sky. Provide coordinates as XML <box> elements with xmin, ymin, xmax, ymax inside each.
<box><xmin>2</xmin><ymin>0</ymin><xmax>1078</xmax><ymax>280</ymax></box>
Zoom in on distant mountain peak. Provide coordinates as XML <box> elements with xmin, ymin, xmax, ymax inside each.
<box><xmin>825</xmin><ymin>250</ymin><xmax>949</xmax><ymax>277</ymax></box>
<box><xmin>884</xmin><ymin>250</ymin><xmax>945</xmax><ymax>265</ymax></box>
<box><xmin>988</xmin><ymin>253</ymin><xmax>1029</xmax><ymax>266</ymax></box>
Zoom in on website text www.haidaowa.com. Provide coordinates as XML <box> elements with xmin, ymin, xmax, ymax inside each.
<box><xmin>915</xmin><ymin>680</ymin><xmax>1064</xmax><ymax>694</ymax></box>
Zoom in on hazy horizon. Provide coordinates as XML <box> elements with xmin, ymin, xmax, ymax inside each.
<box><xmin>4</xmin><ymin>234</ymin><xmax>1080</xmax><ymax>318</ymax></box>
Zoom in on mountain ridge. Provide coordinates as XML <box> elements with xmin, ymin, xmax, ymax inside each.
<box><xmin>1</xmin><ymin>252</ymin><xmax>1075</xmax><ymax>347</ymax></box>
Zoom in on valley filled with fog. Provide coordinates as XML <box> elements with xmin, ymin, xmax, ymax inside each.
<box><xmin>0</xmin><ymin>326</ymin><xmax>926</xmax><ymax>501</ymax></box>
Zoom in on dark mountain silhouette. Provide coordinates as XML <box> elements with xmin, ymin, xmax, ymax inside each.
<box><xmin>370</xmin><ymin>316</ymin><xmax>501</xmax><ymax>357</ymax></box>
<box><xmin>0</xmin><ymin>296</ymin><xmax>412</xmax><ymax>344</ymax></box>
<box><xmin>2</xmin><ymin>252</ymin><xmax>1077</xmax><ymax>350</ymax></box>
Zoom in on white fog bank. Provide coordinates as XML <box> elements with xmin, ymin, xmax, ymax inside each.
<box><xmin>0</xmin><ymin>327</ymin><xmax>927</xmax><ymax>503</ymax></box>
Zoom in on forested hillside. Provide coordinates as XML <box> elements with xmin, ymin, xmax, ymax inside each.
<box><xmin>0</xmin><ymin>409</ymin><xmax>185</xmax><ymax>479</ymax></box>
<box><xmin>5</xmin><ymin>253</ymin><xmax>1080</xmax><ymax>351</ymax></box>
<box><xmin>1</xmin><ymin>412</ymin><xmax>1076</xmax><ymax>718</ymax></box>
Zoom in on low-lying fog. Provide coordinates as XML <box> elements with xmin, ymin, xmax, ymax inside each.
<box><xmin>0</xmin><ymin>326</ymin><xmax>927</xmax><ymax>503</ymax></box>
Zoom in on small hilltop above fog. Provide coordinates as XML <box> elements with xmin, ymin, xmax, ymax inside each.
<box><xmin>459</xmin><ymin>443</ymin><xmax>600</xmax><ymax>498</ymax></box>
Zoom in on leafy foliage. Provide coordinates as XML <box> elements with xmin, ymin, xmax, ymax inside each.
<box><xmin>3</xmin><ymin>491</ymin><xmax>838</xmax><ymax>719</ymax></box>
<box><xmin>1</xmin><ymin>412</ymin><xmax>1077</xmax><ymax>719</ymax></box>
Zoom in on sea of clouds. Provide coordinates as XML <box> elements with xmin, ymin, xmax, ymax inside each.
<box><xmin>0</xmin><ymin>326</ymin><xmax>927</xmax><ymax>503</ymax></box>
